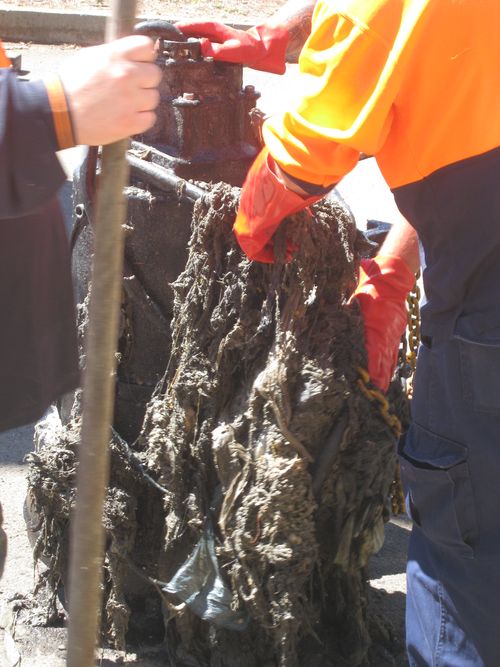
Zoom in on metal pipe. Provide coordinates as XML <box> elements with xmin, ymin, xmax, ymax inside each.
<box><xmin>127</xmin><ymin>153</ymin><xmax>205</xmax><ymax>202</ymax></box>
<box><xmin>66</xmin><ymin>1</ymin><xmax>137</xmax><ymax>665</ymax></box>
<box><xmin>133</xmin><ymin>19</ymin><xmax>187</xmax><ymax>42</ymax></box>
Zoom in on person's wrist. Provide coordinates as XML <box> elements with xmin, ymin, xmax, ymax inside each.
<box><xmin>271</xmin><ymin>159</ymin><xmax>311</xmax><ymax>197</ymax></box>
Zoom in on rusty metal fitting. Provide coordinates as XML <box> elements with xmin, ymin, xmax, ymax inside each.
<box><xmin>242</xmin><ymin>84</ymin><xmax>261</xmax><ymax>103</ymax></box>
<box><xmin>173</xmin><ymin>92</ymin><xmax>201</xmax><ymax>107</ymax></box>
<box><xmin>134</xmin><ymin>20</ymin><xmax>202</xmax><ymax>62</ymax></box>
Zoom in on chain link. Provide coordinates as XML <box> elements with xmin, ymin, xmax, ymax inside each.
<box><xmin>357</xmin><ymin>367</ymin><xmax>402</xmax><ymax>439</ymax></box>
<box><xmin>388</xmin><ymin>271</ymin><xmax>423</xmax><ymax>514</ymax></box>
<box><xmin>357</xmin><ymin>269</ymin><xmax>423</xmax><ymax>517</ymax></box>
<box><xmin>405</xmin><ymin>271</ymin><xmax>421</xmax><ymax>397</ymax></box>
<box><xmin>357</xmin><ymin>367</ymin><xmax>405</xmax><ymax>514</ymax></box>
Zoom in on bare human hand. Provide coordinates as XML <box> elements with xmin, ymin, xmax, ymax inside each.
<box><xmin>59</xmin><ymin>35</ymin><xmax>161</xmax><ymax>146</ymax></box>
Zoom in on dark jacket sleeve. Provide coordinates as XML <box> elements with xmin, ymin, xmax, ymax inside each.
<box><xmin>0</xmin><ymin>196</ymin><xmax>80</xmax><ymax>432</ymax></box>
<box><xmin>0</xmin><ymin>70</ymin><xmax>67</xmax><ymax>219</ymax></box>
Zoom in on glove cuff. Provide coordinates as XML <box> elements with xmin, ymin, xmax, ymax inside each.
<box><xmin>249</xmin><ymin>23</ymin><xmax>289</xmax><ymax>75</ymax></box>
<box><xmin>234</xmin><ymin>147</ymin><xmax>319</xmax><ymax>262</ymax></box>
<box><xmin>354</xmin><ymin>254</ymin><xmax>415</xmax><ymax>392</ymax></box>
<box><xmin>356</xmin><ymin>254</ymin><xmax>416</xmax><ymax>300</ymax></box>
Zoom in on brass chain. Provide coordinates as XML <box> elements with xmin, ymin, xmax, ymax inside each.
<box><xmin>405</xmin><ymin>271</ymin><xmax>421</xmax><ymax>397</ymax></box>
<box><xmin>357</xmin><ymin>367</ymin><xmax>405</xmax><ymax>514</ymax></box>
<box><xmin>357</xmin><ymin>367</ymin><xmax>402</xmax><ymax>439</ymax></box>
<box><xmin>390</xmin><ymin>272</ymin><xmax>422</xmax><ymax>514</ymax></box>
<box><xmin>389</xmin><ymin>463</ymin><xmax>406</xmax><ymax>516</ymax></box>
<box><xmin>356</xmin><ymin>274</ymin><xmax>422</xmax><ymax>516</ymax></box>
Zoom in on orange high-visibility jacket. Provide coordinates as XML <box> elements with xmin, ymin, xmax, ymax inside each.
<box><xmin>264</xmin><ymin>0</ymin><xmax>500</xmax><ymax>338</ymax></box>
<box><xmin>264</xmin><ymin>0</ymin><xmax>499</xmax><ymax>189</ymax></box>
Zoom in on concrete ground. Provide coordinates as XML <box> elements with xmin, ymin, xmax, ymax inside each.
<box><xmin>0</xmin><ymin>42</ymin><xmax>411</xmax><ymax>666</ymax></box>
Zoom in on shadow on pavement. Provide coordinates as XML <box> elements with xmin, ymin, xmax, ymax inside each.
<box><xmin>0</xmin><ymin>423</ymin><xmax>35</xmax><ymax>464</ymax></box>
<box><xmin>369</xmin><ymin>586</ymin><xmax>408</xmax><ymax>666</ymax></box>
<box><xmin>370</xmin><ymin>519</ymin><xmax>411</xmax><ymax>579</ymax></box>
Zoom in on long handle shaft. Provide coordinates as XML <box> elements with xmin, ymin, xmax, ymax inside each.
<box><xmin>66</xmin><ymin>2</ymin><xmax>137</xmax><ymax>665</ymax></box>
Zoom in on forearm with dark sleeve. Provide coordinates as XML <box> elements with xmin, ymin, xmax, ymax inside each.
<box><xmin>0</xmin><ymin>70</ymin><xmax>75</xmax><ymax>219</ymax></box>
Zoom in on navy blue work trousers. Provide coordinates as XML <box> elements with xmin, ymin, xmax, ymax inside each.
<box><xmin>399</xmin><ymin>314</ymin><xmax>500</xmax><ymax>666</ymax></box>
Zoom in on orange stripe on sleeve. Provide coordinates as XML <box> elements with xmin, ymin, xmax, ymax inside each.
<box><xmin>44</xmin><ymin>74</ymin><xmax>76</xmax><ymax>150</ymax></box>
<box><xmin>0</xmin><ymin>40</ymin><xmax>11</xmax><ymax>68</ymax></box>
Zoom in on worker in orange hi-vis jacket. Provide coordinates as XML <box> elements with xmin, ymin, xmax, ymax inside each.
<box><xmin>179</xmin><ymin>1</ymin><xmax>500</xmax><ymax>664</ymax></box>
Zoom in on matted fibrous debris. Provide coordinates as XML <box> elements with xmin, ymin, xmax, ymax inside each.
<box><xmin>138</xmin><ymin>183</ymin><xmax>402</xmax><ymax>666</ymax></box>
<box><xmin>27</xmin><ymin>182</ymin><xmax>404</xmax><ymax>666</ymax></box>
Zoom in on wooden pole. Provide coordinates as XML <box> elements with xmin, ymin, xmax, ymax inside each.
<box><xmin>66</xmin><ymin>1</ymin><xmax>137</xmax><ymax>664</ymax></box>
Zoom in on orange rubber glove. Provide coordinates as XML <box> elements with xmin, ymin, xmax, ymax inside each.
<box><xmin>353</xmin><ymin>255</ymin><xmax>415</xmax><ymax>392</ymax></box>
<box><xmin>234</xmin><ymin>147</ymin><xmax>320</xmax><ymax>263</ymax></box>
<box><xmin>175</xmin><ymin>21</ymin><xmax>289</xmax><ymax>74</ymax></box>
